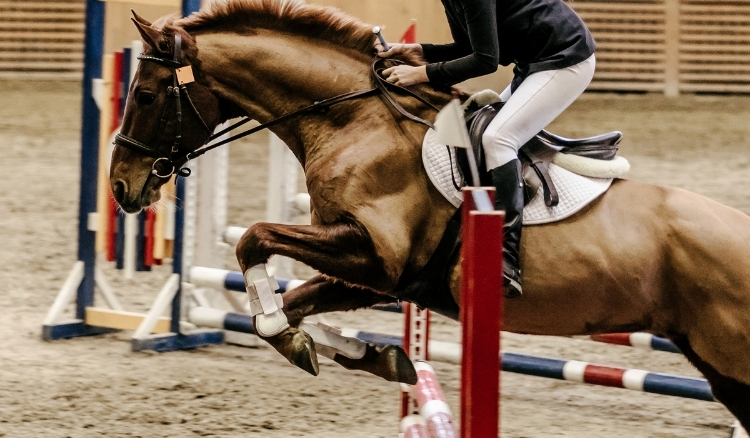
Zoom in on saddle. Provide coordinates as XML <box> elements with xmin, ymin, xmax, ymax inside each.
<box><xmin>456</xmin><ymin>102</ymin><xmax>622</xmax><ymax>207</ymax></box>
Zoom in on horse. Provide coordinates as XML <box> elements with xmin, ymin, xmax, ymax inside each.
<box><xmin>109</xmin><ymin>0</ymin><xmax>750</xmax><ymax>428</ymax></box>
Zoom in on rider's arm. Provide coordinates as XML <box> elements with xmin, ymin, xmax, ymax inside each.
<box><xmin>421</xmin><ymin>0</ymin><xmax>499</xmax><ymax>87</ymax></box>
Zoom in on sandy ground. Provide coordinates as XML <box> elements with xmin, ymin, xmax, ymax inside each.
<box><xmin>1</xmin><ymin>80</ymin><xmax>748</xmax><ymax>437</ymax></box>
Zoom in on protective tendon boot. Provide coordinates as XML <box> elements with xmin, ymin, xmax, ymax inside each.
<box><xmin>489</xmin><ymin>159</ymin><xmax>524</xmax><ymax>297</ymax></box>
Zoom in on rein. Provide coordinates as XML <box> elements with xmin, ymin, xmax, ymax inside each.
<box><xmin>114</xmin><ymin>34</ymin><xmax>439</xmax><ymax>179</ymax></box>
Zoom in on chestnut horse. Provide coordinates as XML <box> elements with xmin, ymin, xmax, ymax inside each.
<box><xmin>109</xmin><ymin>0</ymin><xmax>750</xmax><ymax>427</ymax></box>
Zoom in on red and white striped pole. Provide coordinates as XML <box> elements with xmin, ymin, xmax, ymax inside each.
<box><xmin>461</xmin><ymin>187</ymin><xmax>503</xmax><ymax>438</ymax></box>
<box><xmin>414</xmin><ymin>361</ymin><xmax>457</xmax><ymax>438</ymax></box>
<box><xmin>401</xmin><ymin>302</ymin><xmax>431</xmax><ymax>418</ymax></box>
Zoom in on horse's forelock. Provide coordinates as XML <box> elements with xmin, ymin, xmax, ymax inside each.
<box><xmin>151</xmin><ymin>12</ymin><xmax>180</xmax><ymax>31</ymax></box>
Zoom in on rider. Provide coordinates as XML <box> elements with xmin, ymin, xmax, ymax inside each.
<box><xmin>377</xmin><ymin>0</ymin><xmax>596</xmax><ymax>297</ymax></box>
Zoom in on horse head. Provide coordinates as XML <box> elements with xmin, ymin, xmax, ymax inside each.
<box><xmin>110</xmin><ymin>11</ymin><xmax>221</xmax><ymax>213</ymax></box>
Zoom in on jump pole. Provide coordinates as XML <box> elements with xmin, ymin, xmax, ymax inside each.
<box><xmin>460</xmin><ymin>187</ymin><xmax>503</xmax><ymax>438</ymax></box>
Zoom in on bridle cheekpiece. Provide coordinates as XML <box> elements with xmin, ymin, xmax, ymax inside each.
<box><xmin>114</xmin><ymin>33</ymin><xmax>210</xmax><ymax>179</ymax></box>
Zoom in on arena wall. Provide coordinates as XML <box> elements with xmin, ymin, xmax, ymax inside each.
<box><xmin>2</xmin><ymin>0</ymin><xmax>747</xmax><ymax>93</ymax></box>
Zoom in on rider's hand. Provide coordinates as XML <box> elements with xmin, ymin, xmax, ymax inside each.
<box><xmin>375</xmin><ymin>43</ymin><xmax>424</xmax><ymax>59</ymax></box>
<box><xmin>381</xmin><ymin>65</ymin><xmax>429</xmax><ymax>87</ymax></box>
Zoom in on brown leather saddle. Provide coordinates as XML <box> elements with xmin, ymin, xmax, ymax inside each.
<box><xmin>456</xmin><ymin>102</ymin><xmax>622</xmax><ymax>207</ymax></box>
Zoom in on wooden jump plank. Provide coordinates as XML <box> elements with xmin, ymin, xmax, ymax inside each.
<box><xmin>680</xmin><ymin>65</ymin><xmax>750</xmax><ymax>73</ymax></box>
<box><xmin>0</xmin><ymin>31</ymin><xmax>83</xmax><ymax>41</ymax></box>
<box><xmin>575</xmin><ymin>12</ymin><xmax>665</xmax><ymax>21</ymax></box>
<box><xmin>101</xmin><ymin>0</ymin><xmax>180</xmax><ymax>6</ymax></box>
<box><xmin>679</xmin><ymin>83</ymin><xmax>750</xmax><ymax>92</ymax></box>
<box><xmin>0</xmin><ymin>41</ymin><xmax>83</xmax><ymax>50</ymax></box>
<box><xmin>571</xmin><ymin>3</ymin><xmax>665</xmax><ymax>12</ymax></box>
<box><xmin>0</xmin><ymin>22</ymin><xmax>84</xmax><ymax>30</ymax></box>
<box><xmin>0</xmin><ymin>71</ymin><xmax>80</xmax><ymax>80</ymax></box>
<box><xmin>595</xmin><ymin>61</ymin><xmax>666</xmax><ymax>70</ymax></box>
<box><xmin>0</xmin><ymin>4</ymin><xmax>84</xmax><ymax>13</ymax></box>
<box><xmin>593</xmin><ymin>71</ymin><xmax>666</xmax><ymax>80</ymax></box>
<box><xmin>588</xmin><ymin>81</ymin><xmax>666</xmax><ymax>91</ymax></box>
<box><xmin>681</xmin><ymin>4</ymin><xmax>750</xmax><ymax>13</ymax></box>
<box><xmin>0</xmin><ymin>52</ymin><xmax>83</xmax><ymax>60</ymax></box>
<box><xmin>680</xmin><ymin>53</ymin><xmax>750</xmax><ymax>62</ymax></box>
<box><xmin>680</xmin><ymin>44</ymin><xmax>750</xmax><ymax>53</ymax></box>
<box><xmin>596</xmin><ymin>52</ymin><xmax>666</xmax><ymax>61</ymax></box>
<box><xmin>681</xmin><ymin>14</ymin><xmax>750</xmax><ymax>22</ymax></box>
<box><xmin>85</xmin><ymin>308</ymin><xmax>172</xmax><ymax>334</ymax></box>
<box><xmin>594</xmin><ymin>33</ymin><xmax>665</xmax><ymax>42</ymax></box>
<box><xmin>0</xmin><ymin>60</ymin><xmax>83</xmax><ymax>69</ymax></box>
<box><xmin>682</xmin><ymin>0</ymin><xmax>750</xmax><ymax>4</ymax></box>
<box><xmin>1</xmin><ymin>11</ymin><xmax>83</xmax><ymax>20</ymax></box>
<box><xmin>586</xmin><ymin>23</ymin><xmax>664</xmax><ymax>32</ymax></box>
<box><xmin>681</xmin><ymin>24</ymin><xmax>750</xmax><ymax>33</ymax></box>
<box><xmin>681</xmin><ymin>34</ymin><xmax>750</xmax><ymax>43</ymax></box>
<box><xmin>680</xmin><ymin>72</ymin><xmax>750</xmax><ymax>81</ymax></box>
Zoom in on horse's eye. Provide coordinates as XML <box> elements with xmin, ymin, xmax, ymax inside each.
<box><xmin>137</xmin><ymin>93</ymin><xmax>156</xmax><ymax>105</ymax></box>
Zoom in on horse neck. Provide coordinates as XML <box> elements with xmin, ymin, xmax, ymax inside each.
<box><xmin>193</xmin><ymin>29</ymin><xmax>376</xmax><ymax>164</ymax></box>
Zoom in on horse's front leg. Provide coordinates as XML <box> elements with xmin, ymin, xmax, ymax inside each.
<box><xmin>236</xmin><ymin>221</ymin><xmax>395</xmax><ymax>290</ymax></box>
<box><xmin>235</xmin><ymin>222</ymin><xmax>412</xmax><ymax>381</ymax></box>
<box><xmin>267</xmin><ymin>275</ymin><xmax>417</xmax><ymax>383</ymax></box>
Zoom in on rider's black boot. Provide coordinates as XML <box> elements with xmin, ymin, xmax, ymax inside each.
<box><xmin>489</xmin><ymin>159</ymin><xmax>524</xmax><ymax>298</ymax></box>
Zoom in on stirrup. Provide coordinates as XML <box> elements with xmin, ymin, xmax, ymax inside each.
<box><xmin>503</xmin><ymin>268</ymin><xmax>522</xmax><ymax>298</ymax></box>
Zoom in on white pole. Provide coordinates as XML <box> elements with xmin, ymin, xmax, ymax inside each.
<box><xmin>123</xmin><ymin>213</ymin><xmax>137</xmax><ymax>279</ymax></box>
<box><xmin>43</xmin><ymin>261</ymin><xmax>85</xmax><ymax>325</ymax></box>
<box><xmin>266</xmin><ymin>133</ymin><xmax>297</xmax><ymax>278</ymax></box>
<box><xmin>132</xmin><ymin>273</ymin><xmax>179</xmax><ymax>339</ymax></box>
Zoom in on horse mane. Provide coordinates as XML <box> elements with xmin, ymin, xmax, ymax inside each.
<box><xmin>170</xmin><ymin>0</ymin><xmax>422</xmax><ymax>64</ymax></box>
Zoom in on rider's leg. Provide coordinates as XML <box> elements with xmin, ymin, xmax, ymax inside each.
<box><xmin>482</xmin><ymin>54</ymin><xmax>596</xmax><ymax>297</ymax></box>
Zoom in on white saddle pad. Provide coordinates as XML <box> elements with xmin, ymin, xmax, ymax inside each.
<box><xmin>422</xmin><ymin>128</ymin><xmax>613</xmax><ymax>225</ymax></box>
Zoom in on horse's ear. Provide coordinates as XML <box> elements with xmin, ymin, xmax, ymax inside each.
<box><xmin>131</xmin><ymin>16</ymin><xmax>169</xmax><ymax>54</ymax></box>
<box><xmin>131</xmin><ymin>10</ymin><xmax>152</xmax><ymax>27</ymax></box>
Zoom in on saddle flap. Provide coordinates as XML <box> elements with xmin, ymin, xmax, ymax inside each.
<box><xmin>455</xmin><ymin>103</ymin><xmax>503</xmax><ymax>187</ymax></box>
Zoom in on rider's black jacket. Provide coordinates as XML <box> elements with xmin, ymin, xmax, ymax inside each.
<box><xmin>421</xmin><ymin>0</ymin><xmax>596</xmax><ymax>88</ymax></box>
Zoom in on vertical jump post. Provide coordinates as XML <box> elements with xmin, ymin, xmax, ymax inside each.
<box><xmin>461</xmin><ymin>188</ymin><xmax>503</xmax><ymax>438</ymax></box>
<box><xmin>44</xmin><ymin>0</ymin><xmax>223</xmax><ymax>352</ymax></box>
<box><xmin>42</xmin><ymin>0</ymin><xmax>111</xmax><ymax>341</ymax></box>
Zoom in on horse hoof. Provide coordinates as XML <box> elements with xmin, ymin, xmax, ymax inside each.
<box><xmin>334</xmin><ymin>344</ymin><xmax>417</xmax><ymax>384</ymax></box>
<box><xmin>288</xmin><ymin>329</ymin><xmax>320</xmax><ymax>377</ymax></box>
<box><xmin>382</xmin><ymin>345</ymin><xmax>418</xmax><ymax>384</ymax></box>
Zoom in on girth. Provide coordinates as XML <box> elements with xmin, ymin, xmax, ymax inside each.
<box><xmin>457</xmin><ymin>103</ymin><xmax>622</xmax><ymax>207</ymax></box>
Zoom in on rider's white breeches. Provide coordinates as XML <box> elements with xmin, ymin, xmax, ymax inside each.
<box><xmin>482</xmin><ymin>54</ymin><xmax>596</xmax><ymax>170</ymax></box>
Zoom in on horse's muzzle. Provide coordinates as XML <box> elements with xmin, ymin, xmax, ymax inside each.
<box><xmin>111</xmin><ymin>179</ymin><xmax>148</xmax><ymax>214</ymax></box>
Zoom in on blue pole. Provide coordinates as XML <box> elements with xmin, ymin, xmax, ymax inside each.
<box><xmin>166</xmin><ymin>0</ymin><xmax>203</xmax><ymax>334</ymax></box>
<box><xmin>182</xmin><ymin>0</ymin><xmax>201</xmax><ymax>17</ymax></box>
<box><xmin>170</xmin><ymin>178</ymin><xmax>186</xmax><ymax>333</ymax></box>
<box><xmin>75</xmin><ymin>0</ymin><xmax>105</xmax><ymax>320</ymax></box>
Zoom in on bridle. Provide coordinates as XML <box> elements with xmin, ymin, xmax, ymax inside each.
<box><xmin>114</xmin><ymin>32</ymin><xmax>439</xmax><ymax>179</ymax></box>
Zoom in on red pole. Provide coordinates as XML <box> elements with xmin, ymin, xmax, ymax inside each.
<box><xmin>460</xmin><ymin>188</ymin><xmax>503</xmax><ymax>438</ymax></box>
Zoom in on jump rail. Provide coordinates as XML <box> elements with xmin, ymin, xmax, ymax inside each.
<box><xmin>188</xmin><ymin>267</ymin><xmax>681</xmax><ymax>351</ymax></box>
<box><xmin>187</xmin><ymin>306</ymin><xmax>715</xmax><ymax>404</ymax></box>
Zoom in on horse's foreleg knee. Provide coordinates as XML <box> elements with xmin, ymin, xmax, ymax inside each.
<box><xmin>235</xmin><ymin>221</ymin><xmax>399</xmax><ymax>291</ymax></box>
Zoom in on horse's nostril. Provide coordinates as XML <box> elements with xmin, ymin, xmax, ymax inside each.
<box><xmin>112</xmin><ymin>180</ymin><xmax>126</xmax><ymax>204</ymax></box>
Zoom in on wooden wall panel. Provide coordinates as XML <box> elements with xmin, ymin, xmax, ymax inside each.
<box><xmin>568</xmin><ymin>0</ymin><xmax>670</xmax><ymax>93</ymax></box>
<box><xmin>0</xmin><ymin>0</ymin><xmax>85</xmax><ymax>79</ymax></box>
<box><xmin>678</xmin><ymin>0</ymin><xmax>750</xmax><ymax>92</ymax></box>
<box><xmin>2</xmin><ymin>0</ymin><xmax>747</xmax><ymax>93</ymax></box>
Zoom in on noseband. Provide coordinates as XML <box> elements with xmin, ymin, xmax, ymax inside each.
<box><xmin>115</xmin><ymin>33</ymin><xmax>439</xmax><ymax>179</ymax></box>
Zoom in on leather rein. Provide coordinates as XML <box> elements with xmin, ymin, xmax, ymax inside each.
<box><xmin>114</xmin><ymin>34</ymin><xmax>439</xmax><ymax>179</ymax></box>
